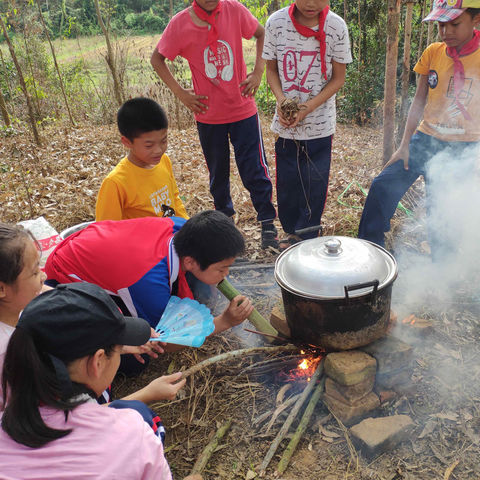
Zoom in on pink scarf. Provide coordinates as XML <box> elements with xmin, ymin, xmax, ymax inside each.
<box><xmin>446</xmin><ymin>29</ymin><xmax>480</xmax><ymax>121</ymax></box>
<box><xmin>192</xmin><ymin>0</ymin><xmax>222</xmax><ymax>55</ymax></box>
<box><xmin>288</xmin><ymin>3</ymin><xmax>330</xmax><ymax>81</ymax></box>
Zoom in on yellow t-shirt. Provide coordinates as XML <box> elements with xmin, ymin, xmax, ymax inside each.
<box><xmin>95</xmin><ymin>155</ymin><xmax>189</xmax><ymax>221</ymax></box>
<box><xmin>414</xmin><ymin>42</ymin><xmax>480</xmax><ymax>142</ymax></box>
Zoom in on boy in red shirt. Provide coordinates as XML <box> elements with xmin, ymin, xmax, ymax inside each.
<box><xmin>151</xmin><ymin>0</ymin><xmax>278</xmax><ymax>249</ymax></box>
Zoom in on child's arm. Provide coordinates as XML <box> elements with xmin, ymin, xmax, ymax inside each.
<box><xmin>213</xmin><ymin>294</ymin><xmax>254</xmax><ymax>334</ymax></box>
<box><xmin>151</xmin><ymin>49</ymin><xmax>208</xmax><ymax>114</ymax></box>
<box><xmin>384</xmin><ymin>74</ymin><xmax>428</xmax><ymax>170</ymax></box>
<box><xmin>95</xmin><ymin>179</ymin><xmax>125</xmax><ymax>221</ymax></box>
<box><xmin>290</xmin><ymin>59</ymin><xmax>347</xmax><ymax>128</ymax></box>
<box><xmin>239</xmin><ymin>24</ymin><xmax>266</xmax><ymax>97</ymax></box>
<box><xmin>120</xmin><ymin>372</ymin><xmax>186</xmax><ymax>404</ymax></box>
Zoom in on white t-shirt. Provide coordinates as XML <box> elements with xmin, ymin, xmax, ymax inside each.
<box><xmin>0</xmin><ymin>401</ymin><xmax>173</xmax><ymax>479</ymax></box>
<box><xmin>0</xmin><ymin>322</ymin><xmax>15</xmax><ymax>410</ymax></box>
<box><xmin>263</xmin><ymin>7</ymin><xmax>352</xmax><ymax>140</ymax></box>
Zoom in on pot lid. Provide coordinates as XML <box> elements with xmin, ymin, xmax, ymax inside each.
<box><xmin>274</xmin><ymin>236</ymin><xmax>398</xmax><ymax>299</ymax></box>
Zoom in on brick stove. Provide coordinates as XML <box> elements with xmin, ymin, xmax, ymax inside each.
<box><xmin>271</xmin><ymin>301</ymin><xmax>415</xmax><ymax>426</ymax></box>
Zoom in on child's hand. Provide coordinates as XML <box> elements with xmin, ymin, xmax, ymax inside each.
<box><xmin>288</xmin><ymin>102</ymin><xmax>311</xmax><ymax>128</ymax></box>
<box><xmin>223</xmin><ymin>294</ymin><xmax>254</xmax><ymax>327</ymax></box>
<box><xmin>145</xmin><ymin>372</ymin><xmax>186</xmax><ymax>401</ymax></box>
<box><xmin>178</xmin><ymin>88</ymin><xmax>208</xmax><ymax>114</ymax></box>
<box><xmin>384</xmin><ymin>144</ymin><xmax>410</xmax><ymax>170</ymax></box>
<box><xmin>276</xmin><ymin>99</ymin><xmax>294</xmax><ymax>128</ymax></box>
<box><xmin>121</xmin><ymin>328</ymin><xmax>166</xmax><ymax>364</ymax></box>
<box><xmin>240</xmin><ymin>71</ymin><xmax>262</xmax><ymax>97</ymax></box>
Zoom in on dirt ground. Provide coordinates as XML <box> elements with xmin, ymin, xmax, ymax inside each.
<box><xmin>3</xmin><ymin>118</ymin><xmax>480</xmax><ymax>480</ymax></box>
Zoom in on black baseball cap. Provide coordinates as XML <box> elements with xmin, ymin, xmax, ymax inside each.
<box><xmin>17</xmin><ymin>282</ymin><xmax>151</xmax><ymax>362</ymax></box>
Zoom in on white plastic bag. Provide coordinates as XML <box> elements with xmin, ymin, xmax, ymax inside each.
<box><xmin>17</xmin><ymin>217</ymin><xmax>62</xmax><ymax>267</ymax></box>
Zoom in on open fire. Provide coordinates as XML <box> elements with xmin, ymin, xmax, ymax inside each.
<box><xmin>280</xmin><ymin>352</ymin><xmax>324</xmax><ymax>383</ymax></box>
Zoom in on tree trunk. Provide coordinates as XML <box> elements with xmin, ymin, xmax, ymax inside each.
<box><xmin>383</xmin><ymin>0</ymin><xmax>401</xmax><ymax>164</ymax></box>
<box><xmin>417</xmin><ymin>0</ymin><xmax>427</xmax><ymax>61</ymax></box>
<box><xmin>22</xmin><ymin>27</ymin><xmax>42</xmax><ymax>120</ymax></box>
<box><xmin>0</xmin><ymin>48</ymin><xmax>15</xmax><ymax>118</ymax></box>
<box><xmin>357</xmin><ymin>0</ymin><xmax>362</xmax><ymax>65</ymax></box>
<box><xmin>427</xmin><ymin>0</ymin><xmax>434</xmax><ymax>45</ymax></box>
<box><xmin>0</xmin><ymin>89</ymin><xmax>10</xmax><ymax>127</ymax></box>
<box><xmin>93</xmin><ymin>0</ymin><xmax>123</xmax><ymax>106</ymax></box>
<box><xmin>344</xmin><ymin>0</ymin><xmax>348</xmax><ymax>24</ymax></box>
<box><xmin>169</xmin><ymin>0</ymin><xmax>173</xmax><ymax>19</ymax></box>
<box><xmin>35</xmin><ymin>0</ymin><xmax>75</xmax><ymax>126</ymax></box>
<box><xmin>0</xmin><ymin>15</ymin><xmax>40</xmax><ymax>144</ymax></box>
<box><xmin>398</xmin><ymin>1</ymin><xmax>414</xmax><ymax>142</ymax></box>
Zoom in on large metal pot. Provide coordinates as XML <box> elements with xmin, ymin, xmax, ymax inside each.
<box><xmin>274</xmin><ymin>236</ymin><xmax>398</xmax><ymax>350</ymax></box>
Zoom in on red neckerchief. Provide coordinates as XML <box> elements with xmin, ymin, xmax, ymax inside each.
<box><xmin>192</xmin><ymin>0</ymin><xmax>222</xmax><ymax>55</ymax></box>
<box><xmin>446</xmin><ymin>29</ymin><xmax>480</xmax><ymax>121</ymax></box>
<box><xmin>288</xmin><ymin>3</ymin><xmax>329</xmax><ymax>81</ymax></box>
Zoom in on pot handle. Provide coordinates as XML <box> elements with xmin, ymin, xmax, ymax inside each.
<box><xmin>344</xmin><ymin>280</ymin><xmax>379</xmax><ymax>300</ymax></box>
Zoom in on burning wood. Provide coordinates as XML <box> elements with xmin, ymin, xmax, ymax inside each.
<box><xmin>180</xmin><ymin>345</ymin><xmax>299</xmax><ymax>379</ymax></box>
<box><xmin>259</xmin><ymin>358</ymin><xmax>325</xmax><ymax>477</ymax></box>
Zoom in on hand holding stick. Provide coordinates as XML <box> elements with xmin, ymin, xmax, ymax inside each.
<box><xmin>217</xmin><ymin>279</ymin><xmax>278</xmax><ymax>337</ymax></box>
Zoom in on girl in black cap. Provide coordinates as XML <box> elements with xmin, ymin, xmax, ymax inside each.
<box><xmin>0</xmin><ymin>282</ymin><xmax>201</xmax><ymax>480</ymax></box>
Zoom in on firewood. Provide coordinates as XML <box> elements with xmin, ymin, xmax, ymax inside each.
<box><xmin>181</xmin><ymin>345</ymin><xmax>299</xmax><ymax>379</ymax></box>
<box><xmin>275</xmin><ymin>377</ymin><xmax>326</xmax><ymax>476</ymax></box>
<box><xmin>258</xmin><ymin>359</ymin><xmax>325</xmax><ymax>477</ymax></box>
<box><xmin>190</xmin><ymin>419</ymin><xmax>232</xmax><ymax>475</ymax></box>
<box><xmin>217</xmin><ymin>279</ymin><xmax>278</xmax><ymax>336</ymax></box>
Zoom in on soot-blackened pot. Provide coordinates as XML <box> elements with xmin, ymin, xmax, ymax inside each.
<box><xmin>274</xmin><ymin>236</ymin><xmax>398</xmax><ymax>350</ymax></box>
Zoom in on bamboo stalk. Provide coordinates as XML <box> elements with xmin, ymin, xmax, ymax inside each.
<box><xmin>181</xmin><ymin>345</ymin><xmax>299</xmax><ymax>379</ymax></box>
<box><xmin>275</xmin><ymin>377</ymin><xmax>326</xmax><ymax>476</ymax></box>
<box><xmin>258</xmin><ymin>359</ymin><xmax>325</xmax><ymax>477</ymax></box>
<box><xmin>190</xmin><ymin>419</ymin><xmax>232</xmax><ymax>474</ymax></box>
<box><xmin>217</xmin><ymin>279</ymin><xmax>278</xmax><ymax>336</ymax></box>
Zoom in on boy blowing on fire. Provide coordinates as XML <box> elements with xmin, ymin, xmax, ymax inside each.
<box><xmin>150</xmin><ymin>0</ymin><xmax>279</xmax><ymax>250</ymax></box>
<box><xmin>358</xmin><ymin>0</ymin><xmax>480</xmax><ymax>249</ymax></box>
<box><xmin>262</xmin><ymin>0</ymin><xmax>351</xmax><ymax>249</ymax></box>
<box><xmin>96</xmin><ymin>97</ymin><xmax>188</xmax><ymax>221</ymax></box>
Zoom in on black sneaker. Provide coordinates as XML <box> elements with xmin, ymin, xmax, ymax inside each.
<box><xmin>261</xmin><ymin>224</ymin><xmax>279</xmax><ymax>249</ymax></box>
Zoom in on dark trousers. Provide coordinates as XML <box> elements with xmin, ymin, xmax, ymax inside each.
<box><xmin>197</xmin><ymin>113</ymin><xmax>276</xmax><ymax>223</ymax></box>
<box><xmin>275</xmin><ymin>136</ymin><xmax>332</xmax><ymax>239</ymax></box>
<box><xmin>358</xmin><ymin>131</ymin><xmax>477</xmax><ymax>248</ymax></box>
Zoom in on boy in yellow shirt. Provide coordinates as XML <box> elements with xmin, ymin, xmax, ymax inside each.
<box><xmin>96</xmin><ymin>97</ymin><xmax>189</xmax><ymax>221</ymax></box>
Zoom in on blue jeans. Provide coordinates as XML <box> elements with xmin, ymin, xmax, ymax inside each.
<box><xmin>197</xmin><ymin>114</ymin><xmax>276</xmax><ymax>223</ymax></box>
<box><xmin>358</xmin><ymin>131</ymin><xmax>477</xmax><ymax>248</ymax></box>
<box><xmin>275</xmin><ymin>136</ymin><xmax>332</xmax><ymax>239</ymax></box>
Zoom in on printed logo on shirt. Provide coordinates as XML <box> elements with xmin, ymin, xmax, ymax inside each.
<box><xmin>150</xmin><ymin>186</ymin><xmax>172</xmax><ymax>216</ymax></box>
<box><xmin>283</xmin><ymin>50</ymin><xmax>319</xmax><ymax>94</ymax></box>
<box><xmin>203</xmin><ymin>40</ymin><xmax>234</xmax><ymax>82</ymax></box>
<box><xmin>428</xmin><ymin>70</ymin><xmax>438</xmax><ymax>89</ymax></box>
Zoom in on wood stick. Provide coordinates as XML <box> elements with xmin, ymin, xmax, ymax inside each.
<box><xmin>217</xmin><ymin>278</ymin><xmax>278</xmax><ymax>336</ymax></box>
<box><xmin>275</xmin><ymin>377</ymin><xmax>326</xmax><ymax>476</ymax></box>
<box><xmin>181</xmin><ymin>345</ymin><xmax>299</xmax><ymax>379</ymax></box>
<box><xmin>258</xmin><ymin>359</ymin><xmax>325</xmax><ymax>477</ymax></box>
<box><xmin>190</xmin><ymin>419</ymin><xmax>232</xmax><ymax>474</ymax></box>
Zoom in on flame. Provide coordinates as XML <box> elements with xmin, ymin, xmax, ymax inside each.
<box><xmin>280</xmin><ymin>355</ymin><xmax>322</xmax><ymax>383</ymax></box>
<box><xmin>402</xmin><ymin>314</ymin><xmax>416</xmax><ymax>325</ymax></box>
<box><xmin>299</xmin><ymin>359</ymin><xmax>309</xmax><ymax>370</ymax></box>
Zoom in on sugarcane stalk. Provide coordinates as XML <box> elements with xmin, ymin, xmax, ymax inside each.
<box><xmin>258</xmin><ymin>358</ymin><xmax>325</xmax><ymax>477</ymax></box>
<box><xmin>217</xmin><ymin>278</ymin><xmax>278</xmax><ymax>336</ymax></box>
<box><xmin>181</xmin><ymin>345</ymin><xmax>299</xmax><ymax>379</ymax></box>
<box><xmin>190</xmin><ymin>419</ymin><xmax>232</xmax><ymax>474</ymax></box>
<box><xmin>275</xmin><ymin>377</ymin><xmax>326</xmax><ymax>476</ymax></box>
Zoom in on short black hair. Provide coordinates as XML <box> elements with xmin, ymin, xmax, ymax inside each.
<box><xmin>466</xmin><ymin>8</ymin><xmax>480</xmax><ymax>17</ymax></box>
<box><xmin>117</xmin><ymin>97</ymin><xmax>168</xmax><ymax>141</ymax></box>
<box><xmin>173</xmin><ymin>211</ymin><xmax>245</xmax><ymax>270</ymax></box>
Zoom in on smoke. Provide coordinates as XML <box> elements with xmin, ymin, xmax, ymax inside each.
<box><xmin>392</xmin><ymin>143</ymin><xmax>480</xmax><ymax>318</ymax></box>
